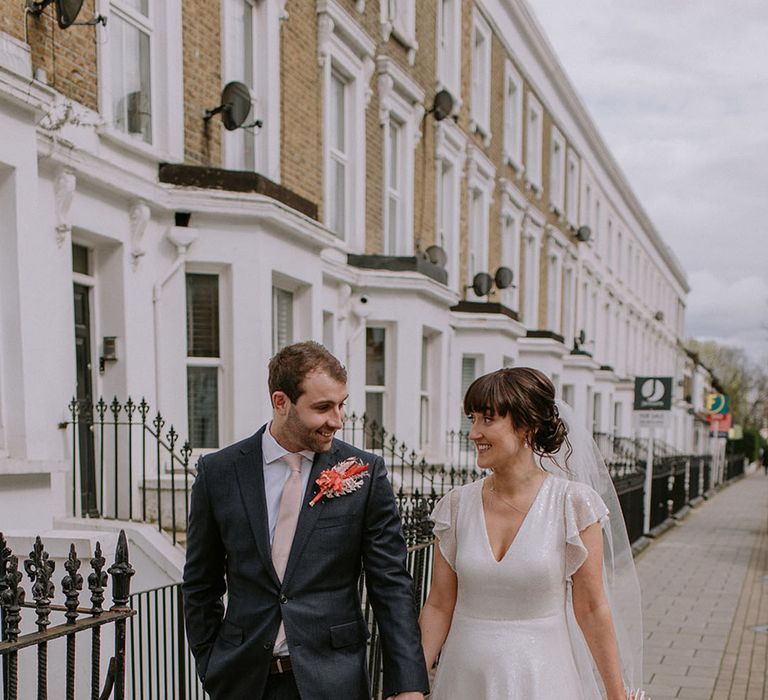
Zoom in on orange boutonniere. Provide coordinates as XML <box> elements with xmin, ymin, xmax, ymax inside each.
<box><xmin>308</xmin><ymin>457</ymin><xmax>369</xmax><ymax>507</ymax></box>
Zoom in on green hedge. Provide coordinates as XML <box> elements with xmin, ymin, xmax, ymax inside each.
<box><xmin>727</xmin><ymin>427</ymin><xmax>763</xmax><ymax>462</ymax></box>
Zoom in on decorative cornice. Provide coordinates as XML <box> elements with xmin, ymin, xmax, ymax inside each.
<box><xmin>54</xmin><ymin>168</ymin><xmax>76</xmax><ymax>248</ymax></box>
<box><xmin>317</xmin><ymin>0</ymin><xmax>376</xmax><ymax>68</ymax></box>
<box><xmin>466</xmin><ymin>144</ymin><xmax>496</xmax><ymax>190</ymax></box>
<box><xmin>129</xmin><ymin>200</ymin><xmax>151</xmax><ymax>267</ymax></box>
<box><xmin>376</xmin><ymin>56</ymin><xmax>425</xmax><ymax>142</ymax></box>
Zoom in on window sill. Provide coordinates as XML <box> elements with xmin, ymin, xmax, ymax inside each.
<box><xmin>469</xmin><ymin>119</ymin><xmax>492</xmax><ymax>147</ymax></box>
<box><xmin>525</xmin><ymin>179</ymin><xmax>543</xmax><ymax>198</ymax></box>
<box><xmin>98</xmin><ymin>125</ymin><xmax>175</xmax><ymax>164</ymax></box>
<box><xmin>391</xmin><ymin>27</ymin><xmax>418</xmax><ymax>65</ymax></box>
<box><xmin>504</xmin><ymin>154</ymin><xmax>524</xmax><ymax>175</ymax></box>
<box><xmin>549</xmin><ymin>203</ymin><xmax>565</xmax><ymax>221</ymax></box>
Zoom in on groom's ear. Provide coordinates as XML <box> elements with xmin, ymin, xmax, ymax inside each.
<box><xmin>272</xmin><ymin>391</ymin><xmax>291</xmax><ymax>416</ymax></box>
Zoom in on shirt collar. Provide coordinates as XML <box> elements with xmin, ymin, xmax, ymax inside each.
<box><xmin>263</xmin><ymin>422</ymin><xmax>315</xmax><ymax>466</ymax></box>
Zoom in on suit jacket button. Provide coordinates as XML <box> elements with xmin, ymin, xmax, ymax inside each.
<box><xmin>264</xmin><ymin>641</ymin><xmax>273</xmax><ymax>650</ymax></box>
<box><xmin>280</xmin><ymin>594</ymin><xmax>288</xmax><ymax>604</ymax></box>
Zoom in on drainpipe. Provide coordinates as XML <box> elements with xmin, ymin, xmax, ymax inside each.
<box><xmin>153</xmin><ymin>225</ymin><xmax>198</xmax><ymax>408</ymax></box>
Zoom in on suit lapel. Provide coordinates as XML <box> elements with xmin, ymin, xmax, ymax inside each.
<box><xmin>233</xmin><ymin>426</ymin><xmax>280</xmax><ymax>587</ymax></box>
<box><xmin>281</xmin><ymin>444</ymin><xmax>339</xmax><ymax>588</ymax></box>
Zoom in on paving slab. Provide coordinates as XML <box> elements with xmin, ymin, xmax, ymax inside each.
<box><xmin>636</xmin><ymin>472</ymin><xmax>768</xmax><ymax>699</ymax></box>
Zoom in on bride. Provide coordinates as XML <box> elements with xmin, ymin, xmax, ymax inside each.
<box><xmin>419</xmin><ymin>368</ymin><xmax>645</xmax><ymax>699</ymax></box>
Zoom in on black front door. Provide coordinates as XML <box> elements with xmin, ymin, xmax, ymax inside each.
<box><xmin>73</xmin><ymin>283</ymin><xmax>98</xmax><ymax>516</ymax></box>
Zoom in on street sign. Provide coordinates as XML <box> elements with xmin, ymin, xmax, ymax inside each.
<box><xmin>636</xmin><ymin>411</ymin><xmax>668</xmax><ymax>429</ymax></box>
<box><xmin>633</xmin><ymin>376</ymin><xmax>673</xmax><ymax>411</ymax></box>
<box><xmin>706</xmin><ymin>393</ymin><xmax>729</xmax><ymax>414</ymax></box>
<box><xmin>708</xmin><ymin>412</ymin><xmax>732</xmax><ymax>438</ymax></box>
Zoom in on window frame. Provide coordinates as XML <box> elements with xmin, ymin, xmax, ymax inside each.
<box><xmin>96</xmin><ymin>0</ymin><xmax>183</xmax><ymax>160</ymax></box>
<box><xmin>566</xmin><ymin>149</ymin><xmax>580</xmax><ymax>228</ymax></box>
<box><xmin>499</xmin><ymin>178</ymin><xmax>526</xmax><ymax>312</ymax></box>
<box><xmin>185</xmin><ymin>270</ymin><xmax>225</xmax><ymax>452</ymax></box>
<box><xmin>503</xmin><ymin>59</ymin><xmax>524</xmax><ymax>172</ymax></box>
<box><xmin>271</xmin><ymin>286</ymin><xmax>294</xmax><ymax>354</ymax></box>
<box><xmin>436</xmin><ymin>0</ymin><xmax>461</xmax><ymax>105</ymax></box>
<box><xmin>364</xmin><ymin>325</ymin><xmax>392</xmax><ymax>442</ymax></box>
<box><xmin>380</xmin><ymin>0</ymin><xmax>418</xmax><ymax>64</ymax></box>
<box><xmin>545</xmin><ymin>226</ymin><xmax>569</xmax><ymax>335</ymax></box>
<box><xmin>466</xmin><ymin>145</ymin><xmax>496</xmax><ymax>298</ymax></box>
<box><xmin>377</xmin><ymin>56</ymin><xmax>425</xmax><ymax>257</ymax></box>
<box><xmin>459</xmin><ymin>354</ymin><xmax>482</xmax><ymax>434</ymax></box>
<box><xmin>525</xmin><ymin>93</ymin><xmax>543</xmax><ymax>193</ymax></box>
<box><xmin>317</xmin><ymin>0</ymin><xmax>375</xmax><ymax>252</ymax></box>
<box><xmin>521</xmin><ymin>209</ymin><xmax>544</xmax><ymax>328</ymax></box>
<box><xmin>435</xmin><ymin>119</ymin><xmax>467</xmax><ymax>291</ymax></box>
<box><xmin>220</xmin><ymin>0</ymin><xmax>283</xmax><ymax>181</ymax></box>
<box><xmin>469</xmin><ymin>8</ymin><xmax>492</xmax><ymax>144</ymax></box>
<box><xmin>549</xmin><ymin>126</ymin><xmax>566</xmax><ymax>216</ymax></box>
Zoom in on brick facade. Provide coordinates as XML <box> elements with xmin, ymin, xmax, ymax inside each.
<box><xmin>182</xmin><ymin>0</ymin><xmax>223</xmax><ymax>166</ymax></box>
<box><xmin>11</xmin><ymin>1</ymin><xmax>99</xmax><ymax>112</ymax></box>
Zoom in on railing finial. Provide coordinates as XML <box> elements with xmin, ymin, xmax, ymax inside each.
<box><xmin>108</xmin><ymin>530</ymin><xmax>134</xmax><ymax>609</ymax></box>
<box><xmin>89</xmin><ymin>541</ymin><xmax>108</xmax><ymax>615</ymax></box>
<box><xmin>62</xmin><ymin>543</ymin><xmax>83</xmax><ymax>624</ymax></box>
<box><xmin>24</xmin><ymin>535</ymin><xmax>56</xmax><ymax>632</ymax></box>
<box><xmin>1</xmin><ymin>554</ymin><xmax>24</xmax><ymax>642</ymax></box>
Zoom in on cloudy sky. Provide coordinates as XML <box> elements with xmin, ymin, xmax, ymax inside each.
<box><xmin>527</xmin><ymin>0</ymin><xmax>768</xmax><ymax>360</ymax></box>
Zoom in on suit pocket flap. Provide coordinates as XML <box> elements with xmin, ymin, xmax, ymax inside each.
<box><xmin>329</xmin><ymin>620</ymin><xmax>368</xmax><ymax>649</ymax></box>
<box><xmin>218</xmin><ymin>619</ymin><xmax>244</xmax><ymax>646</ymax></box>
<box><xmin>315</xmin><ymin>513</ymin><xmax>357</xmax><ymax>529</ymax></box>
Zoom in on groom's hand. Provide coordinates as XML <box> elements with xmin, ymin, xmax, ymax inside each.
<box><xmin>386</xmin><ymin>694</ymin><xmax>425</xmax><ymax>700</ymax></box>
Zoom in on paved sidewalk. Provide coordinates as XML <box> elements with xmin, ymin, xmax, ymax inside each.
<box><xmin>637</xmin><ymin>471</ymin><xmax>768</xmax><ymax>700</ymax></box>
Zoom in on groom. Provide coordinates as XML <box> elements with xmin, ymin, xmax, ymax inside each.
<box><xmin>182</xmin><ymin>341</ymin><xmax>429</xmax><ymax>699</ymax></box>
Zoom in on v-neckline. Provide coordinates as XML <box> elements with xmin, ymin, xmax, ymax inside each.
<box><xmin>480</xmin><ymin>474</ymin><xmax>550</xmax><ymax>564</ymax></box>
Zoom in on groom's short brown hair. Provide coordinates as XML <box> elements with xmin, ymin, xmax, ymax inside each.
<box><xmin>268</xmin><ymin>341</ymin><xmax>347</xmax><ymax>403</ymax></box>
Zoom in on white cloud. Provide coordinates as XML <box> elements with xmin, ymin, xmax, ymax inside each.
<box><xmin>685</xmin><ymin>271</ymin><xmax>768</xmax><ymax>360</ymax></box>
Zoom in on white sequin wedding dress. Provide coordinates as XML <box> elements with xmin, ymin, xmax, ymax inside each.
<box><xmin>429</xmin><ymin>474</ymin><xmax>609</xmax><ymax>700</ymax></box>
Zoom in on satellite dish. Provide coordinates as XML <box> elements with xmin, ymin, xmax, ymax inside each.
<box><xmin>27</xmin><ymin>0</ymin><xmax>103</xmax><ymax>29</ymax></box>
<box><xmin>425</xmin><ymin>245</ymin><xmax>447</xmax><ymax>268</ymax></box>
<box><xmin>471</xmin><ymin>272</ymin><xmax>493</xmax><ymax>297</ymax></box>
<box><xmin>575</xmin><ymin>225</ymin><xmax>591</xmax><ymax>242</ymax></box>
<box><xmin>55</xmin><ymin>0</ymin><xmax>84</xmax><ymax>28</ymax></box>
<box><xmin>494</xmin><ymin>266</ymin><xmax>514</xmax><ymax>289</ymax></box>
<box><xmin>430</xmin><ymin>89</ymin><xmax>454</xmax><ymax>122</ymax></box>
<box><xmin>204</xmin><ymin>81</ymin><xmax>261</xmax><ymax>131</ymax></box>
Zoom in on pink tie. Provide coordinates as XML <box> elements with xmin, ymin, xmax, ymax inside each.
<box><xmin>271</xmin><ymin>453</ymin><xmax>303</xmax><ymax>649</ymax></box>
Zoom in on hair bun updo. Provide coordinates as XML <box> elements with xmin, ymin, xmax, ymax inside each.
<box><xmin>530</xmin><ymin>402</ymin><xmax>568</xmax><ymax>456</ymax></box>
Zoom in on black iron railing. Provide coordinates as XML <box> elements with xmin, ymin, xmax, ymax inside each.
<box><xmin>0</xmin><ymin>531</ymin><xmax>135</xmax><ymax>700</ymax></box>
<box><xmin>63</xmin><ymin>400</ymin><xmax>484</xmax><ymax>545</ymax></box>
<box><xmin>128</xmin><ymin>584</ymin><xmax>202</xmax><ymax>700</ymax></box>
<box><xmin>64</xmin><ymin>397</ymin><xmax>744</xmax><ymax>549</ymax></box>
<box><xmin>64</xmin><ymin>398</ymin><xmax>193</xmax><ymax>545</ymax></box>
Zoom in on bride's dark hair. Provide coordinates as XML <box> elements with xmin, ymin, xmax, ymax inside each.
<box><xmin>463</xmin><ymin>367</ymin><xmax>572</xmax><ymax>465</ymax></box>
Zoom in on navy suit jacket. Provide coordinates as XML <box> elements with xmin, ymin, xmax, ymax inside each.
<box><xmin>182</xmin><ymin>426</ymin><xmax>429</xmax><ymax>699</ymax></box>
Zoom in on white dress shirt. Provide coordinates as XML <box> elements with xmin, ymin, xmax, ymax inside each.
<box><xmin>262</xmin><ymin>424</ymin><xmax>314</xmax><ymax>657</ymax></box>
<box><xmin>261</xmin><ymin>424</ymin><xmax>315</xmax><ymax>548</ymax></box>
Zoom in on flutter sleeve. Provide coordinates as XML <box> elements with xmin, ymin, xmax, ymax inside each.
<box><xmin>565</xmin><ymin>480</ymin><xmax>610</xmax><ymax>580</ymax></box>
<box><xmin>430</xmin><ymin>487</ymin><xmax>461</xmax><ymax>572</ymax></box>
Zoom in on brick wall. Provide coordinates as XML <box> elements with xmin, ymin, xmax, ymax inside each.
<box><xmin>182</xmin><ymin>0</ymin><xmax>222</xmax><ymax>166</ymax></box>
<box><xmin>280</xmin><ymin>0</ymin><xmax>323</xmax><ymax>211</ymax></box>
<box><xmin>7</xmin><ymin>1</ymin><xmax>99</xmax><ymax>112</ymax></box>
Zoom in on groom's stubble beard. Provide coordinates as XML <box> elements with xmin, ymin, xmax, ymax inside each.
<box><xmin>284</xmin><ymin>403</ymin><xmax>337</xmax><ymax>454</ymax></box>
